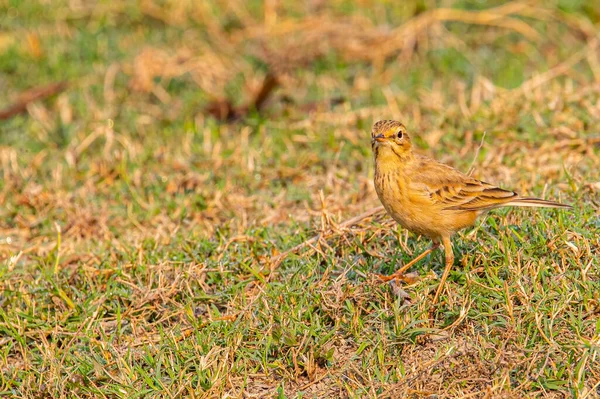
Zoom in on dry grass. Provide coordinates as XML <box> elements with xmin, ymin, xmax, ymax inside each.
<box><xmin>1</xmin><ymin>0</ymin><xmax>600</xmax><ymax>398</ymax></box>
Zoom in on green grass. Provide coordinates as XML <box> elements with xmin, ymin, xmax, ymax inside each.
<box><xmin>1</xmin><ymin>0</ymin><xmax>599</xmax><ymax>398</ymax></box>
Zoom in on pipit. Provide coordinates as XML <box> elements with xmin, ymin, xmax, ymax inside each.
<box><xmin>371</xmin><ymin>120</ymin><xmax>571</xmax><ymax>304</ymax></box>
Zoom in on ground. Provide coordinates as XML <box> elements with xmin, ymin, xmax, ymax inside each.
<box><xmin>1</xmin><ymin>1</ymin><xmax>599</xmax><ymax>398</ymax></box>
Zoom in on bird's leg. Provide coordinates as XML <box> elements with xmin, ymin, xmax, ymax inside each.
<box><xmin>432</xmin><ymin>236</ymin><xmax>454</xmax><ymax>304</ymax></box>
<box><xmin>377</xmin><ymin>241</ymin><xmax>440</xmax><ymax>282</ymax></box>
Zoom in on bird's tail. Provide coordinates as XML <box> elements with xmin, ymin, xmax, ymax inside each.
<box><xmin>504</xmin><ymin>197</ymin><xmax>572</xmax><ymax>209</ymax></box>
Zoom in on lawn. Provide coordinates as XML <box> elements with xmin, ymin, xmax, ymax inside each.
<box><xmin>1</xmin><ymin>0</ymin><xmax>599</xmax><ymax>398</ymax></box>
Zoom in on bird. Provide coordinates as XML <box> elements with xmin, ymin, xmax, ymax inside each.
<box><xmin>371</xmin><ymin>120</ymin><xmax>571</xmax><ymax>304</ymax></box>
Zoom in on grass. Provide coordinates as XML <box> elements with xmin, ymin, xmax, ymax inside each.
<box><xmin>1</xmin><ymin>0</ymin><xmax>599</xmax><ymax>397</ymax></box>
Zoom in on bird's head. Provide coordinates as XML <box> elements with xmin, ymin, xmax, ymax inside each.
<box><xmin>371</xmin><ymin>120</ymin><xmax>412</xmax><ymax>156</ymax></box>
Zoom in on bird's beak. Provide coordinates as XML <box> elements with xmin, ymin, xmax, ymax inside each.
<box><xmin>374</xmin><ymin>134</ymin><xmax>386</xmax><ymax>142</ymax></box>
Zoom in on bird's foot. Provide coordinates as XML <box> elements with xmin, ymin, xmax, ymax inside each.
<box><xmin>375</xmin><ymin>242</ymin><xmax>440</xmax><ymax>284</ymax></box>
<box><xmin>374</xmin><ymin>270</ymin><xmax>420</xmax><ymax>284</ymax></box>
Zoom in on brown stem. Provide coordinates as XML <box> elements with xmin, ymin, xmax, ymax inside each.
<box><xmin>0</xmin><ymin>81</ymin><xmax>68</xmax><ymax>121</ymax></box>
<box><xmin>269</xmin><ymin>205</ymin><xmax>385</xmax><ymax>271</ymax></box>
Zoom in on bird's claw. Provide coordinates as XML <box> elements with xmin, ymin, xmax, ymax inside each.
<box><xmin>375</xmin><ymin>271</ymin><xmax>420</xmax><ymax>284</ymax></box>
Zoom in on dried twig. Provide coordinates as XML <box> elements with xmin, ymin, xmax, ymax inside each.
<box><xmin>269</xmin><ymin>205</ymin><xmax>385</xmax><ymax>271</ymax></box>
<box><xmin>467</xmin><ymin>131</ymin><xmax>487</xmax><ymax>176</ymax></box>
<box><xmin>0</xmin><ymin>81</ymin><xmax>68</xmax><ymax>121</ymax></box>
<box><xmin>205</xmin><ymin>73</ymin><xmax>279</xmax><ymax>121</ymax></box>
<box><xmin>250</xmin><ymin>73</ymin><xmax>279</xmax><ymax>111</ymax></box>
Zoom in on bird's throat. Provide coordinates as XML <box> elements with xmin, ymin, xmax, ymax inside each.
<box><xmin>374</xmin><ymin>145</ymin><xmax>412</xmax><ymax>174</ymax></box>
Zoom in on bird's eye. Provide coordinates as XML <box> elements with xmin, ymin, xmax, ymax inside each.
<box><xmin>397</xmin><ymin>130</ymin><xmax>403</xmax><ymax>139</ymax></box>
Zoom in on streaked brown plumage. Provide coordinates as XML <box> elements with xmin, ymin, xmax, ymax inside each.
<box><xmin>371</xmin><ymin>120</ymin><xmax>571</xmax><ymax>303</ymax></box>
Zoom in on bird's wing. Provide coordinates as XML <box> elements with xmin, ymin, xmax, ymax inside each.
<box><xmin>408</xmin><ymin>155</ymin><xmax>518</xmax><ymax>211</ymax></box>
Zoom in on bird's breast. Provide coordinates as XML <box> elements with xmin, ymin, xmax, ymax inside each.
<box><xmin>374</xmin><ymin>168</ymin><xmax>447</xmax><ymax>239</ymax></box>
<box><xmin>374</xmin><ymin>169</ymin><xmax>413</xmax><ymax>222</ymax></box>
